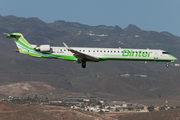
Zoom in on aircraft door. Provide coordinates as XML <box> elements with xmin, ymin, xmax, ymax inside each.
<box><xmin>154</xmin><ymin>51</ymin><xmax>158</xmax><ymax>59</ymax></box>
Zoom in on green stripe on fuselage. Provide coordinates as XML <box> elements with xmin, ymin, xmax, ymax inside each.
<box><xmin>100</xmin><ymin>57</ymin><xmax>171</xmax><ymax>62</ymax></box>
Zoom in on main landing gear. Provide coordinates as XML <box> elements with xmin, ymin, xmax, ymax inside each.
<box><xmin>82</xmin><ymin>58</ymin><xmax>86</xmax><ymax>68</ymax></box>
<box><xmin>78</xmin><ymin>58</ymin><xmax>86</xmax><ymax>68</ymax></box>
<box><xmin>82</xmin><ymin>61</ymin><xmax>86</xmax><ymax>68</ymax></box>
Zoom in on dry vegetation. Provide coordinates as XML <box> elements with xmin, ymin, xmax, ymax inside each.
<box><xmin>0</xmin><ymin>82</ymin><xmax>55</xmax><ymax>97</ymax></box>
<box><xmin>117</xmin><ymin>109</ymin><xmax>180</xmax><ymax>120</ymax></box>
<box><xmin>1</xmin><ymin>101</ymin><xmax>180</xmax><ymax>120</ymax></box>
<box><xmin>0</xmin><ymin>101</ymin><xmax>114</xmax><ymax>120</ymax></box>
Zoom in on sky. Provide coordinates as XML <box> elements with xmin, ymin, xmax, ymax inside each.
<box><xmin>1</xmin><ymin>0</ymin><xmax>180</xmax><ymax>36</ymax></box>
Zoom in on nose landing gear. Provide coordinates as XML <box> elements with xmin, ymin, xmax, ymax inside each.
<box><xmin>166</xmin><ymin>63</ymin><xmax>169</xmax><ymax>68</ymax></box>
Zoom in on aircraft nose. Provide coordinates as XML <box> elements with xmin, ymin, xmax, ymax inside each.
<box><xmin>169</xmin><ymin>54</ymin><xmax>177</xmax><ymax>60</ymax></box>
<box><xmin>172</xmin><ymin>55</ymin><xmax>177</xmax><ymax>60</ymax></box>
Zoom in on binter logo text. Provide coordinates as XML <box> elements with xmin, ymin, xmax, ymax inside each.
<box><xmin>122</xmin><ymin>50</ymin><xmax>152</xmax><ymax>57</ymax></box>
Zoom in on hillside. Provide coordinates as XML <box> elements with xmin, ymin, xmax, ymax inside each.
<box><xmin>1</xmin><ymin>101</ymin><xmax>180</xmax><ymax>120</ymax></box>
<box><xmin>0</xmin><ymin>101</ymin><xmax>114</xmax><ymax>120</ymax></box>
<box><xmin>0</xmin><ymin>15</ymin><xmax>180</xmax><ymax>105</ymax></box>
<box><xmin>118</xmin><ymin>108</ymin><xmax>180</xmax><ymax>120</ymax></box>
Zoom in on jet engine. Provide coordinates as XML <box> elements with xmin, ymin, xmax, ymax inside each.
<box><xmin>35</xmin><ymin>45</ymin><xmax>51</xmax><ymax>52</ymax></box>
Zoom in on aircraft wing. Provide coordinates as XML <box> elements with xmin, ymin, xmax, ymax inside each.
<box><xmin>63</xmin><ymin>42</ymin><xmax>100</xmax><ymax>61</ymax></box>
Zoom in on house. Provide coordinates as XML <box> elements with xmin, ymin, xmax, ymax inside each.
<box><xmin>122</xmin><ymin>104</ymin><xmax>127</xmax><ymax>107</ymax></box>
<box><xmin>86</xmin><ymin>102</ymin><xmax>92</xmax><ymax>106</ymax></box>
<box><xmin>83</xmin><ymin>99</ymin><xmax>90</xmax><ymax>102</ymax></box>
<box><xmin>49</xmin><ymin>101</ymin><xmax>62</xmax><ymax>104</ymax></box>
<box><xmin>99</xmin><ymin>101</ymin><xmax>104</xmax><ymax>104</ymax></box>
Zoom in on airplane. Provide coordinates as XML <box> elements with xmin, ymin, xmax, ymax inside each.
<box><xmin>6</xmin><ymin>33</ymin><xmax>177</xmax><ymax>68</ymax></box>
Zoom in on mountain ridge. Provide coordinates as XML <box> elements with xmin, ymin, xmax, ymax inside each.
<box><xmin>0</xmin><ymin>15</ymin><xmax>180</xmax><ymax>105</ymax></box>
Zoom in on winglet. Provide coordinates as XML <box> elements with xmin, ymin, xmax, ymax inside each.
<box><xmin>5</xmin><ymin>33</ymin><xmax>22</xmax><ymax>38</ymax></box>
<box><xmin>63</xmin><ymin>42</ymin><xmax>71</xmax><ymax>51</ymax></box>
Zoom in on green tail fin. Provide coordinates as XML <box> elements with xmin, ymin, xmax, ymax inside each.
<box><xmin>6</xmin><ymin>33</ymin><xmax>33</xmax><ymax>49</ymax></box>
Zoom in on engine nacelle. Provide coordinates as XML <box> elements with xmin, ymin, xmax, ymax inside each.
<box><xmin>35</xmin><ymin>45</ymin><xmax>51</xmax><ymax>52</ymax></box>
<box><xmin>40</xmin><ymin>45</ymin><xmax>50</xmax><ymax>52</ymax></box>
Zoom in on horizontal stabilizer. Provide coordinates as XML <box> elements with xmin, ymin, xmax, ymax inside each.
<box><xmin>6</xmin><ymin>33</ymin><xmax>22</xmax><ymax>38</ymax></box>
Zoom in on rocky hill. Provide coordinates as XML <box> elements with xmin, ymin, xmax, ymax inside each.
<box><xmin>0</xmin><ymin>82</ymin><xmax>55</xmax><ymax>97</ymax></box>
<box><xmin>0</xmin><ymin>15</ymin><xmax>180</xmax><ymax>105</ymax></box>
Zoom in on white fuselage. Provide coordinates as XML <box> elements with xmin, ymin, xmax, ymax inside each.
<box><xmin>7</xmin><ymin>33</ymin><xmax>177</xmax><ymax>68</ymax></box>
<box><xmin>51</xmin><ymin>47</ymin><xmax>175</xmax><ymax>62</ymax></box>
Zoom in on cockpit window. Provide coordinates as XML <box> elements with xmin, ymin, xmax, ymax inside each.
<box><xmin>162</xmin><ymin>52</ymin><xmax>170</xmax><ymax>54</ymax></box>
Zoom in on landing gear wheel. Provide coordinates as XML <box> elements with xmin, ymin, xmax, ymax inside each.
<box><xmin>81</xmin><ymin>58</ymin><xmax>86</xmax><ymax>68</ymax></box>
<box><xmin>82</xmin><ymin>62</ymin><xmax>86</xmax><ymax>68</ymax></box>
<box><xmin>166</xmin><ymin>64</ymin><xmax>169</xmax><ymax>68</ymax></box>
